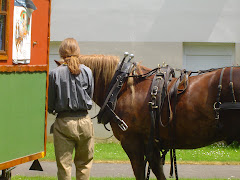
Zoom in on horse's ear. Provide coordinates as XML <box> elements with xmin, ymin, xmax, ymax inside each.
<box><xmin>54</xmin><ymin>60</ymin><xmax>63</xmax><ymax>66</ymax></box>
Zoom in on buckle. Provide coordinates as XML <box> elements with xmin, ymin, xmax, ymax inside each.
<box><xmin>149</xmin><ymin>102</ymin><xmax>158</xmax><ymax>109</ymax></box>
<box><xmin>213</xmin><ymin>102</ymin><xmax>221</xmax><ymax>120</ymax></box>
<box><xmin>118</xmin><ymin>119</ymin><xmax>128</xmax><ymax>131</ymax></box>
<box><xmin>151</xmin><ymin>86</ymin><xmax>158</xmax><ymax>96</ymax></box>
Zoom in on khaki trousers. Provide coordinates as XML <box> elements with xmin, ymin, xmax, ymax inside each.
<box><xmin>53</xmin><ymin>112</ymin><xmax>94</xmax><ymax>180</ymax></box>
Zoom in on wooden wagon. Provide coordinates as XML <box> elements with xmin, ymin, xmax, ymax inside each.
<box><xmin>0</xmin><ymin>0</ymin><xmax>51</xmax><ymax>178</ymax></box>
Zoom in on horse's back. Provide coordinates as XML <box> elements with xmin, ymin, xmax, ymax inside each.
<box><xmin>172</xmin><ymin>67</ymin><xmax>240</xmax><ymax>148</ymax></box>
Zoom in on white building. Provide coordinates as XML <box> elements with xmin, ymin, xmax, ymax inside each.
<box><xmin>48</xmin><ymin>0</ymin><xmax>240</xmax><ymax>139</ymax></box>
<box><xmin>50</xmin><ymin>0</ymin><xmax>240</xmax><ymax>71</ymax></box>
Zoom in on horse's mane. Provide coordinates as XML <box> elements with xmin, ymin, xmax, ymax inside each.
<box><xmin>77</xmin><ymin>54</ymin><xmax>141</xmax><ymax>104</ymax></box>
<box><xmin>78</xmin><ymin>54</ymin><xmax>120</xmax><ymax>88</ymax></box>
<box><xmin>79</xmin><ymin>54</ymin><xmax>119</xmax><ymax>85</ymax></box>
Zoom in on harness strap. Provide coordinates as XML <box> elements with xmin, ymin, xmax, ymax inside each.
<box><xmin>96</xmin><ymin>60</ymin><xmax>135</xmax><ymax>131</ymax></box>
<box><xmin>230</xmin><ymin>66</ymin><xmax>233</xmax><ymax>82</ymax></box>
<box><xmin>146</xmin><ymin>66</ymin><xmax>175</xmax><ymax>180</ymax></box>
<box><xmin>219</xmin><ymin>102</ymin><xmax>240</xmax><ymax>110</ymax></box>
<box><xmin>169</xmin><ymin>149</ymin><xmax>173</xmax><ymax>177</ymax></box>
<box><xmin>146</xmin><ymin>164</ymin><xmax>151</xmax><ymax>180</ymax></box>
<box><xmin>146</xmin><ymin>112</ymin><xmax>155</xmax><ymax>180</ymax></box>
<box><xmin>146</xmin><ymin>74</ymin><xmax>161</xmax><ymax>160</ymax></box>
<box><xmin>147</xmin><ymin>66</ymin><xmax>179</xmax><ymax>180</ymax></box>
<box><xmin>217</xmin><ymin>67</ymin><xmax>226</xmax><ymax>104</ymax></box>
<box><xmin>93</xmin><ymin>73</ymin><xmax>123</xmax><ymax>120</ymax></box>
<box><xmin>214</xmin><ymin>68</ymin><xmax>226</xmax><ymax>120</ymax></box>
<box><xmin>145</xmin><ymin>102</ymin><xmax>157</xmax><ymax>180</ymax></box>
<box><xmin>106</xmin><ymin>104</ymin><xmax>128</xmax><ymax>131</ymax></box>
<box><xmin>169</xmin><ymin>77</ymin><xmax>179</xmax><ymax>180</ymax></box>
<box><xmin>229</xmin><ymin>67</ymin><xmax>236</xmax><ymax>103</ymax></box>
<box><xmin>169</xmin><ymin>149</ymin><xmax>178</xmax><ymax>179</ymax></box>
<box><xmin>129</xmin><ymin>67</ymin><xmax>160</xmax><ymax>78</ymax></box>
<box><xmin>177</xmin><ymin>70</ymin><xmax>190</xmax><ymax>95</ymax></box>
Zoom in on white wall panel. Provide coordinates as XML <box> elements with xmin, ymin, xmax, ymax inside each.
<box><xmin>50</xmin><ymin>0</ymin><xmax>240</xmax><ymax>42</ymax></box>
<box><xmin>183</xmin><ymin>43</ymin><xmax>235</xmax><ymax>71</ymax></box>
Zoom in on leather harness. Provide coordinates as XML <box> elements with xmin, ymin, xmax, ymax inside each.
<box><xmin>148</xmin><ymin>65</ymin><xmax>180</xmax><ymax>180</ymax></box>
<box><xmin>96</xmin><ymin>54</ymin><xmax>162</xmax><ymax>132</ymax></box>
<box><xmin>96</xmin><ymin>58</ymin><xmax>135</xmax><ymax>131</ymax></box>
<box><xmin>214</xmin><ymin>66</ymin><xmax>240</xmax><ymax>120</ymax></box>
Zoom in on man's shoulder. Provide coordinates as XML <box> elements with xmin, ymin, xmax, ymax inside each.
<box><xmin>50</xmin><ymin>65</ymin><xmax>68</xmax><ymax>74</ymax></box>
<box><xmin>80</xmin><ymin>64</ymin><xmax>92</xmax><ymax>73</ymax></box>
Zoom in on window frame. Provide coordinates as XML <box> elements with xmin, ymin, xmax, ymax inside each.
<box><xmin>0</xmin><ymin>0</ymin><xmax>9</xmax><ymax>61</ymax></box>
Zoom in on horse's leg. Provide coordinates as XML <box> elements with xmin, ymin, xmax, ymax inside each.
<box><xmin>148</xmin><ymin>147</ymin><xmax>166</xmax><ymax>180</ymax></box>
<box><xmin>121</xmin><ymin>135</ymin><xmax>146</xmax><ymax>180</ymax></box>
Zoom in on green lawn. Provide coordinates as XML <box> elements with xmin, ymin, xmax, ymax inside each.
<box><xmin>12</xmin><ymin>176</ymin><xmax>240</xmax><ymax>180</ymax></box>
<box><xmin>175</xmin><ymin>144</ymin><xmax>240</xmax><ymax>163</ymax></box>
<box><xmin>42</xmin><ymin>141</ymin><xmax>240</xmax><ymax>164</ymax></box>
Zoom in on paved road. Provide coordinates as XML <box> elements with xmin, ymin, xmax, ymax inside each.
<box><xmin>12</xmin><ymin>161</ymin><xmax>240</xmax><ymax>179</ymax></box>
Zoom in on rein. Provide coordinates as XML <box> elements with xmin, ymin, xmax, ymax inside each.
<box><xmin>129</xmin><ymin>67</ymin><xmax>160</xmax><ymax>79</ymax></box>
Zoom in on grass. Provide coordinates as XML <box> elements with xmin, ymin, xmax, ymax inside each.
<box><xmin>42</xmin><ymin>142</ymin><xmax>56</xmax><ymax>161</ymax></box>
<box><xmin>94</xmin><ymin>142</ymin><xmax>129</xmax><ymax>161</ymax></box>
<box><xmin>42</xmin><ymin>141</ymin><xmax>240</xmax><ymax>164</ymax></box>
<box><xmin>12</xmin><ymin>176</ymin><xmax>240</xmax><ymax>180</ymax></box>
<box><xmin>174</xmin><ymin>143</ymin><xmax>240</xmax><ymax>164</ymax></box>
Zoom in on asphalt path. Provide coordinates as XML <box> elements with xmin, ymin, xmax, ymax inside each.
<box><xmin>12</xmin><ymin>161</ymin><xmax>240</xmax><ymax>179</ymax></box>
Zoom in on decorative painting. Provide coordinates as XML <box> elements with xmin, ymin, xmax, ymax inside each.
<box><xmin>12</xmin><ymin>0</ymin><xmax>36</xmax><ymax>64</ymax></box>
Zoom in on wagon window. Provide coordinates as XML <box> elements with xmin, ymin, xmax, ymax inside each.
<box><xmin>0</xmin><ymin>15</ymin><xmax>6</xmax><ymax>50</ymax></box>
<box><xmin>0</xmin><ymin>0</ymin><xmax>8</xmax><ymax>60</ymax></box>
<box><xmin>1</xmin><ymin>0</ymin><xmax>6</xmax><ymax>11</ymax></box>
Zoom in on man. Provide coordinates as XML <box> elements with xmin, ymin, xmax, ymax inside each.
<box><xmin>48</xmin><ymin>38</ymin><xmax>94</xmax><ymax>180</ymax></box>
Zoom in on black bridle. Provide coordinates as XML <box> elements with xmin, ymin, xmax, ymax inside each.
<box><xmin>94</xmin><ymin>53</ymin><xmax>136</xmax><ymax>131</ymax></box>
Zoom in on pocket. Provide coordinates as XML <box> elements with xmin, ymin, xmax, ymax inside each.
<box><xmin>79</xmin><ymin>116</ymin><xmax>94</xmax><ymax>139</ymax></box>
<box><xmin>54</xmin><ymin>117</ymin><xmax>78</xmax><ymax>139</ymax></box>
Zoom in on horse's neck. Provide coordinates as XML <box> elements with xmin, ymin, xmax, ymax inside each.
<box><xmin>93</xmin><ymin>80</ymin><xmax>110</xmax><ymax>107</ymax></box>
<box><xmin>81</xmin><ymin>56</ymin><xmax>119</xmax><ymax>107</ymax></box>
<box><xmin>88</xmin><ymin>57</ymin><xmax>151</xmax><ymax>107</ymax></box>
<box><xmin>92</xmin><ymin>62</ymin><xmax>148</xmax><ymax>107</ymax></box>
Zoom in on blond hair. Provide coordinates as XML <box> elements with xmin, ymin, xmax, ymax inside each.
<box><xmin>59</xmin><ymin>38</ymin><xmax>81</xmax><ymax>75</ymax></box>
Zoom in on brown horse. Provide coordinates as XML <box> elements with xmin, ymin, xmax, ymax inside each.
<box><xmin>55</xmin><ymin>55</ymin><xmax>240</xmax><ymax>180</ymax></box>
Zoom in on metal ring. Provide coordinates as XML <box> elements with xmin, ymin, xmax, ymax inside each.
<box><xmin>213</xmin><ymin>102</ymin><xmax>221</xmax><ymax>110</ymax></box>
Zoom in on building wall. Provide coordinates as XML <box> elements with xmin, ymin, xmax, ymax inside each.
<box><xmin>50</xmin><ymin>0</ymin><xmax>240</xmax><ymax>42</ymax></box>
<box><xmin>49</xmin><ymin>0</ymin><xmax>240</xmax><ymax>69</ymax></box>
<box><xmin>236</xmin><ymin>43</ymin><xmax>240</xmax><ymax>65</ymax></box>
<box><xmin>49</xmin><ymin>41</ymin><xmax>183</xmax><ymax>70</ymax></box>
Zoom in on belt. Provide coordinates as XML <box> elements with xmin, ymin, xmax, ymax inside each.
<box><xmin>57</xmin><ymin>110</ymin><xmax>88</xmax><ymax>118</ymax></box>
